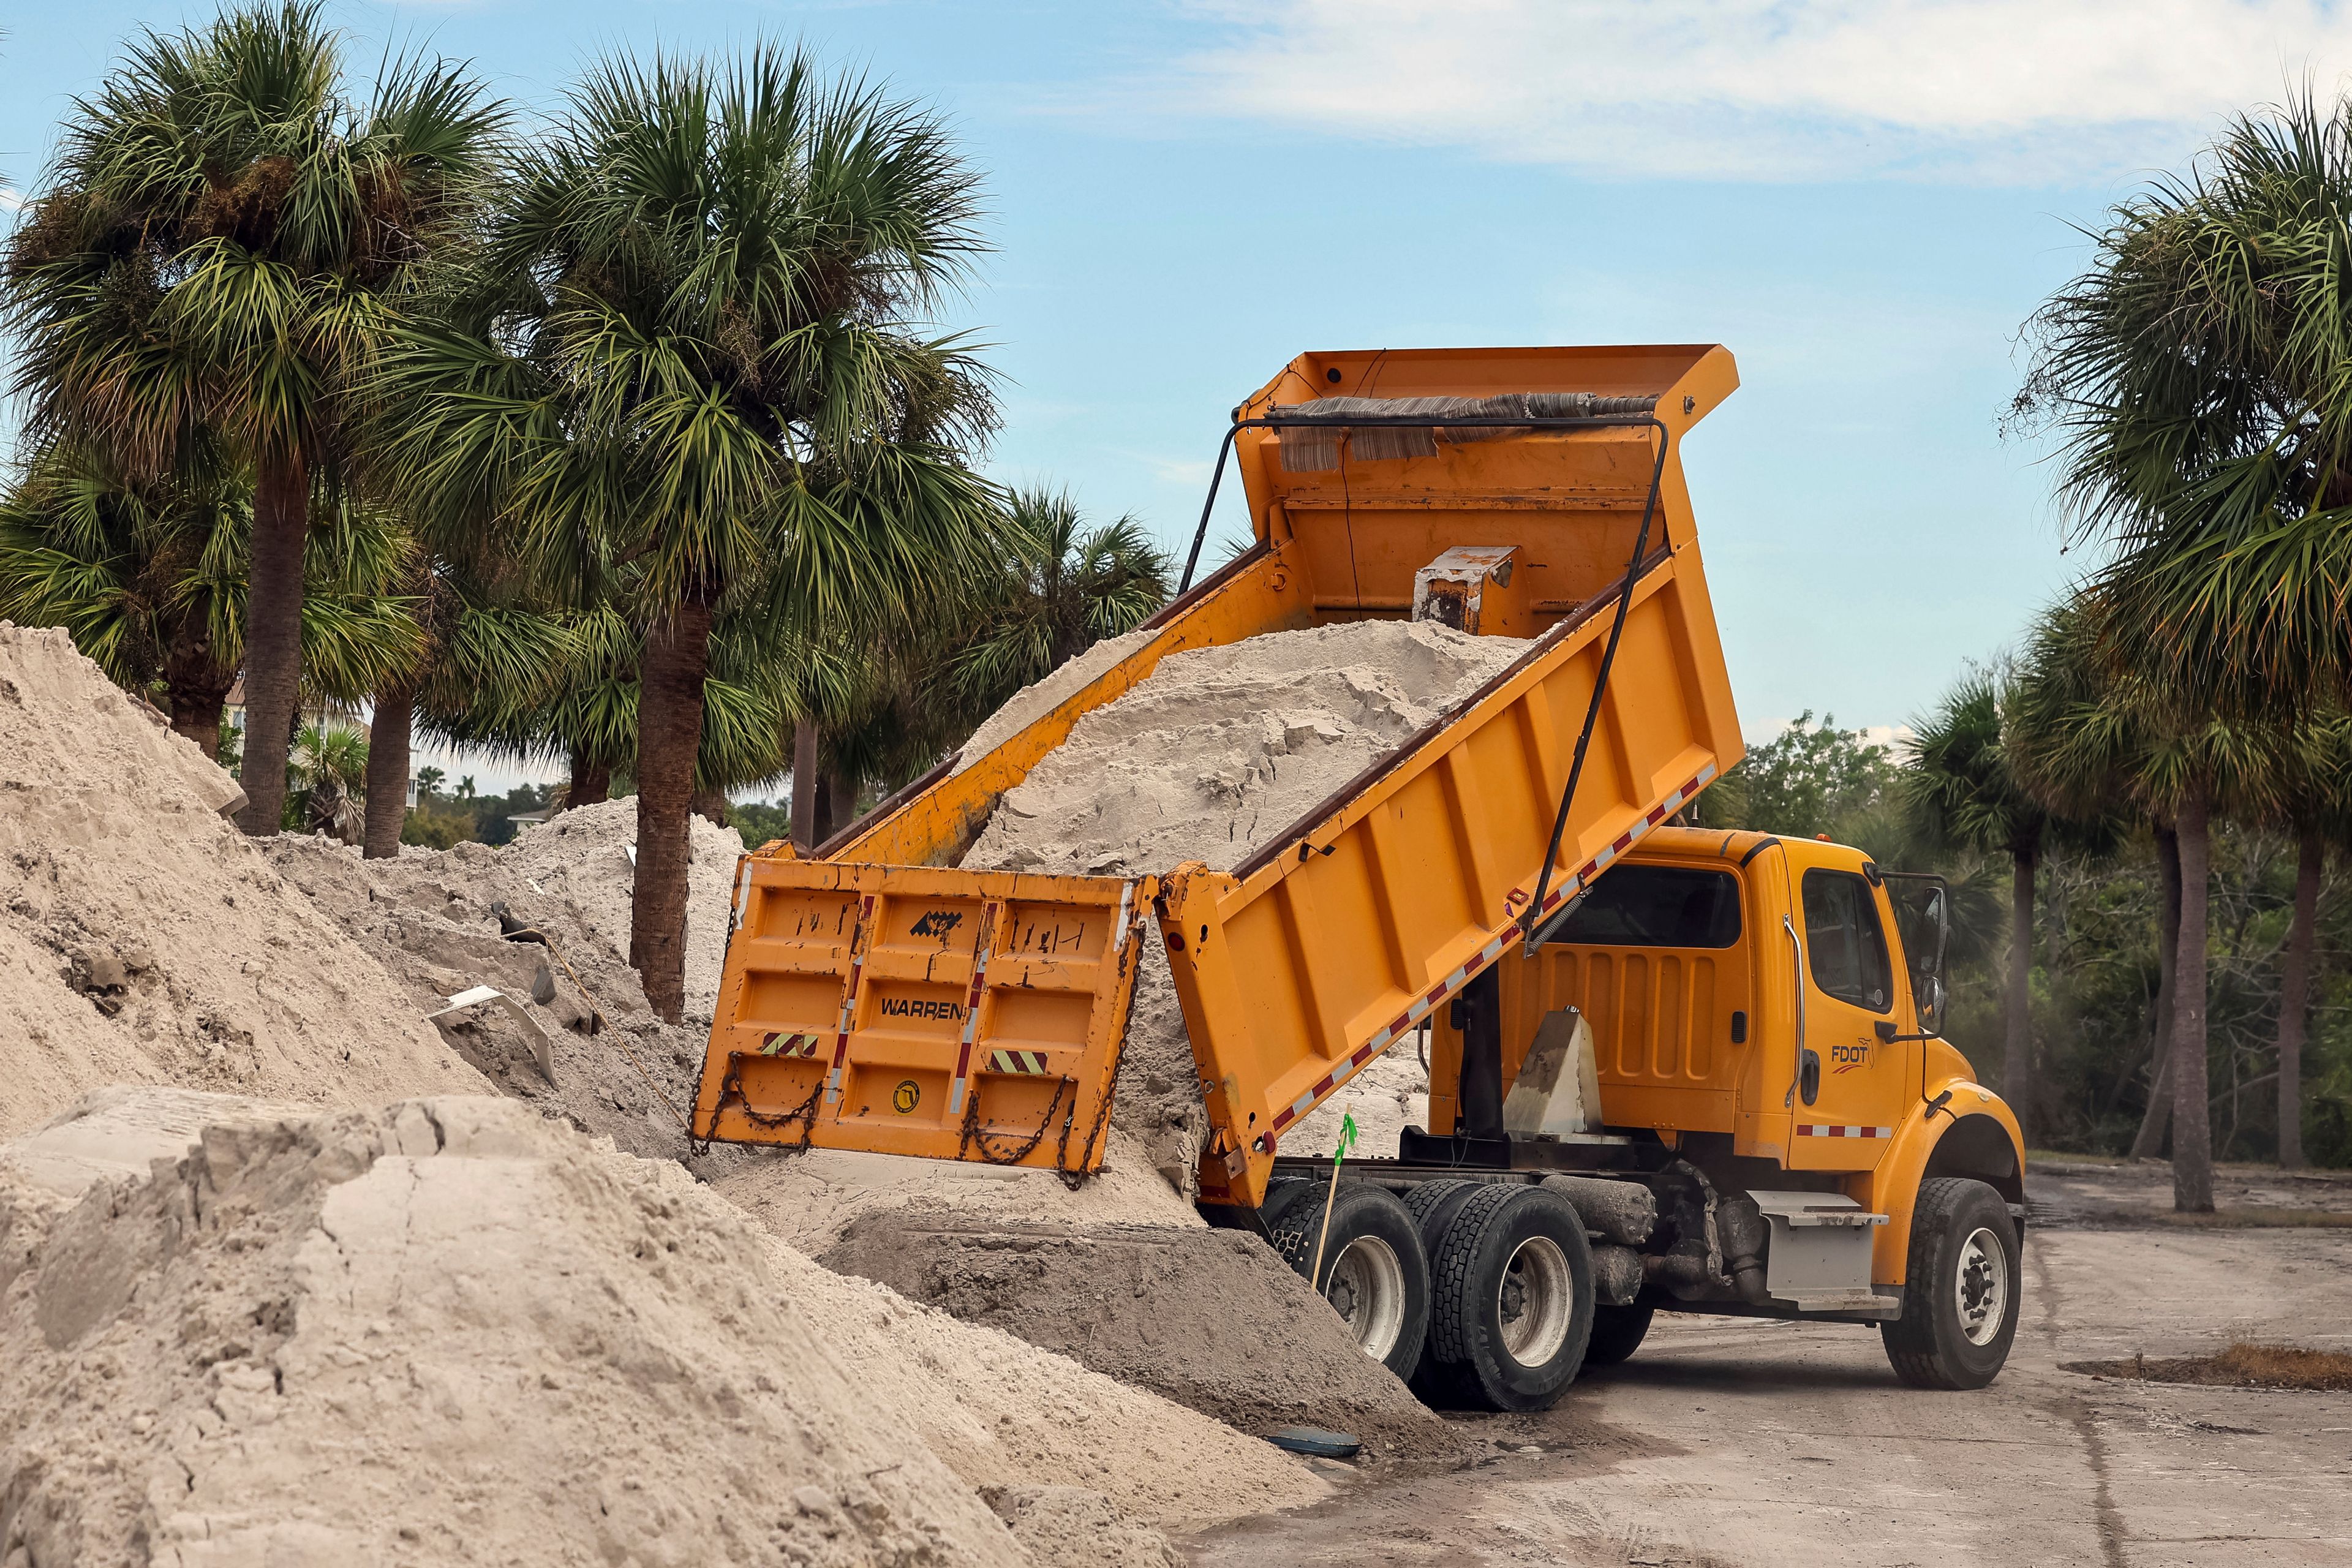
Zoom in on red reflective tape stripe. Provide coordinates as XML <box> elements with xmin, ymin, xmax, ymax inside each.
<box><xmin>1269</xmin><ymin>1106</ymin><xmax>1296</xmax><ymax>1131</ymax></box>
<box><xmin>1351</xmin><ymin>1044</ymin><xmax>1374</xmax><ymax>1066</ymax></box>
<box><xmin>1646</xmin><ymin>805</ymin><xmax>1667</xmax><ymax>825</ymax></box>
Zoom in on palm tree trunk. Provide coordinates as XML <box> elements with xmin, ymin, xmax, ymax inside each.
<box><xmin>2005</xmin><ymin>840</ymin><xmax>2038</xmax><ymax>1146</ymax></box>
<box><xmin>162</xmin><ymin>611</ymin><xmax>236</xmax><ymax>762</ymax></box>
<box><xmin>568</xmin><ymin>752</ymin><xmax>611</xmax><ymax>809</ymax></box>
<box><xmin>2171</xmin><ymin>788</ymin><xmax>2215</xmax><ymax>1213</ymax></box>
<box><xmin>2130</xmin><ymin>824</ymin><xmax>2182</xmax><ymax>1159</ymax></box>
<box><xmin>632</xmin><ymin>594</ymin><xmax>714</xmax><ymax>1023</ymax></box>
<box><xmin>823</xmin><ymin>758</ymin><xmax>856</xmax><ymax>842</ymax></box>
<box><xmin>2275</xmin><ymin>826</ymin><xmax>2321</xmax><ymax>1169</ymax></box>
<box><xmin>235</xmin><ymin>448</ymin><xmax>308</xmax><ymax>836</ymax></box>
<box><xmin>361</xmin><ymin>680</ymin><xmax>414</xmax><ymax>861</ymax></box>
<box><xmin>791</xmin><ymin>718</ymin><xmax>818</xmax><ymax>853</ymax></box>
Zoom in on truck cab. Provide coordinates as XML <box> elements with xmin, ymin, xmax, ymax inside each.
<box><xmin>1266</xmin><ymin>827</ymin><xmax>2026</xmax><ymax>1408</ymax></box>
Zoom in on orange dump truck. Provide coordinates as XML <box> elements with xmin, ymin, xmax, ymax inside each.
<box><xmin>693</xmin><ymin>345</ymin><xmax>2027</xmax><ymax>1410</ymax></box>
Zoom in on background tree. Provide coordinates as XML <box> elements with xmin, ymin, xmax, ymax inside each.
<box><xmin>386</xmin><ymin>45</ymin><xmax>1007</xmax><ymax>1018</ymax></box>
<box><xmin>947</xmin><ymin>486</ymin><xmax>1171</xmax><ymax>720</ymax></box>
<box><xmin>2018</xmin><ymin>90</ymin><xmax>2352</xmax><ymax>1207</ymax></box>
<box><xmin>1906</xmin><ymin>670</ymin><xmax>2059</xmax><ymax>1140</ymax></box>
<box><xmin>2</xmin><ymin>0</ymin><xmax>503</xmax><ymax>837</ymax></box>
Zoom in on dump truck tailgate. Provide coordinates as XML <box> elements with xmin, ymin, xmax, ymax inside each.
<box><xmin>694</xmin><ymin>861</ymin><xmax>1156</xmax><ymax>1172</ymax></box>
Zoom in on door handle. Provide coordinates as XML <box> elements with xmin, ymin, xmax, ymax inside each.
<box><xmin>1782</xmin><ymin>914</ymin><xmax>1819</xmax><ymax>1107</ymax></box>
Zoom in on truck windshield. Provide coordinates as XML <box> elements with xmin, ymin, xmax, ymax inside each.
<box><xmin>1548</xmin><ymin>866</ymin><xmax>1741</xmax><ymax>948</ymax></box>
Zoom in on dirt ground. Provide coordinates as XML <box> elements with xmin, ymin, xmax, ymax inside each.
<box><xmin>1185</xmin><ymin>1163</ymin><xmax>2352</xmax><ymax>1567</ymax></box>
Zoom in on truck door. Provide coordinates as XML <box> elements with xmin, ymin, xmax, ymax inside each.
<box><xmin>1785</xmin><ymin>854</ymin><xmax>1916</xmax><ymax>1169</ymax></box>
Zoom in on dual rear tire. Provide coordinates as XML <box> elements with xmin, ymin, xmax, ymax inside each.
<box><xmin>1272</xmin><ymin>1177</ymin><xmax>1595</xmax><ymax>1411</ymax></box>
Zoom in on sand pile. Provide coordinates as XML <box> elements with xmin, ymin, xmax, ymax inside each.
<box><xmin>0</xmin><ymin>624</ymin><xmax>489</xmax><ymax>1140</ymax></box>
<box><xmin>266</xmin><ymin>831</ymin><xmax>725</xmax><ymax>1167</ymax></box>
<box><xmin>0</xmin><ymin>1091</ymin><xmax>1325</xmax><ymax>1567</ymax></box>
<box><xmin>499</xmin><ymin>799</ymin><xmax>746</xmax><ymax>1027</ymax></box>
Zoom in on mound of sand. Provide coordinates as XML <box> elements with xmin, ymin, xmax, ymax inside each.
<box><xmin>0</xmin><ymin>1091</ymin><xmax>1324</xmax><ymax>1567</ymax></box>
<box><xmin>266</xmin><ymin>832</ymin><xmax>723</xmax><ymax>1169</ymax></box>
<box><xmin>499</xmin><ymin>799</ymin><xmax>745</xmax><ymax>1027</ymax></box>
<box><xmin>0</xmin><ymin>624</ymin><xmax>488</xmax><ymax>1140</ymax></box>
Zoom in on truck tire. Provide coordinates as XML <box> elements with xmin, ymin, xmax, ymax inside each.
<box><xmin>1400</xmin><ymin>1178</ymin><xmax>1482</xmax><ymax>1256</ymax></box>
<box><xmin>1425</xmin><ymin>1183</ymin><xmax>1595</xmax><ymax>1412</ymax></box>
<box><xmin>1583</xmin><ymin>1303</ymin><xmax>1653</xmax><ymax>1367</ymax></box>
<box><xmin>1268</xmin><ymin>1182</ymin><xmax>1431</xmax><ymax>1381</ymax></box>
<box><xmin>1399</xmin><ymin>1180</ymin><xmax>1484</xmax><ymax>1406</ymax></box>
<box><xmin>1882</xmin><ymin>1177</ymin><xmax>2020</xmax><ymax>1390</ymax></box>
<box><xmin>1257</xmin><ymin>1175</ymin><xmax>1321</xmax><ymax>1232</ymax></box>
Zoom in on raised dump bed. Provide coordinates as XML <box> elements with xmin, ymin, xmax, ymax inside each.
<box><xmin>693</xmin><ymin>345</ymin><xmax>1745</xmax><ymax>1207</ymax></box>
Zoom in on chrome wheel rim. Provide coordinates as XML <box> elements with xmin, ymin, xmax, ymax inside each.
<box><xmin>1325</xmin><ymin>1235</ymin><xmax>1406</xmax><ymax>1361</ymax></box>
<box><xmin>1954</xmin><ymin>1226</ymin><xmax>2008</xmax><ymax>1346</ymax></box>
<box><xmin>1497</xmin><ymin>1235</ymin><xmax>1573</xmax><ymax>1366</ymax></box>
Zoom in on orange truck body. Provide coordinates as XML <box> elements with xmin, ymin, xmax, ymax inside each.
<box><xmin>692</xmin><ymin>344</ymin><xmax>1754</xmax><ymax>1204</ymax></box>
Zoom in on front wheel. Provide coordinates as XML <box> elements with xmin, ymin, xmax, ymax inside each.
<box><xmin>1882</xmin><ymin>1177</ymin><xmax>2021</xmax><ymax>1390</ymax></box>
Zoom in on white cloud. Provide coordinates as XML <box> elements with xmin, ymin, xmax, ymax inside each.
<box><xmin>1177</xmin><ymin>1</ymin><xmax>2352</xmax><ymax>183</ymax></box>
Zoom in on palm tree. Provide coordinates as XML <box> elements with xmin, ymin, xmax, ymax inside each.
<box><xmin>1999</xmin><ymin>595</ymin><xmax>2286</xmax><ymax>1202</ymax></box>
<box><xmin>1905</xmin><ymin>670</ymin><xmax>2054</xmax><ymax>1142</ymax></box>
<box><xmin>2269</xmin><ymin>711</ymin><xmax>2351</xmax><ymax>1167</ymax></box>
<box><xmin>2018</xmin><ymin>91</ymin><xmax>2352</xmax><ymax>1208</ymax></box>
<box><xmin>0</xmin><ymin>443</ymin><xmax>424</xmax><ymax>763</ymax></box>
<box><xmin>0</xmin><ymin>441</ymin><xmax>245</xmax><ymax>752</ymax></box>
<box><xmin>948</xmin><ymin>487</ymin><xmax>1171</xmax><ymax>718</ymax></box>
<box><xmin>383</xmin><ymin>43</ymin><xmax>1006</xmax><ymax>1019</ymax></box>
<box><xmin>290</xmin><ymin>718</ymin><xmax>368</xmax><ymax>840</ymax></box>
<box><xmin>2003</xmin><ymin>598</ymin><xmax>2184</xmax><ymax>1161</ymax></box>
<box><xmin>2</xmin><ymin>1</ymin><xmax>503</xmax><ymax>837</ymax></box>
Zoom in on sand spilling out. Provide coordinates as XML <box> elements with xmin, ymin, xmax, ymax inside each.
<box><xmin>737</xmin><ymin>621</ymin><xmax>1516</xmax><ymax>1456</ymax></box>
<box><xmin>0</xmin><ymin>1092</ymin><xmax>1324</xmax><ymax>1567</ymax></box>
<box><xmin>0</xmin><ymin>624</ymin><xmax>489</xmax><ymax>1140</ymax></box>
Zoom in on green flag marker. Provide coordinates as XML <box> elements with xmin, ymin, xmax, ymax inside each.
<box><xmin>1310</xmin><ymin>1102</ymin><xmax>1361</xmax><ymax>1291</ymax></box>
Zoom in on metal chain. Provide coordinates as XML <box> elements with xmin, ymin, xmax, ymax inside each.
<box><xmin>696</xmin><ymin>1050</ymin><xmax>824</xmax><ymax>1156</ymax></box>
<box><xmin>957</xmin><ymin>1074</ymin><xmax>1072</xmax><ymax>1168</ymax></box>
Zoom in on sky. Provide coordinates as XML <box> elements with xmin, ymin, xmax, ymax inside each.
<box><xmin>10</xmin><ymin>0</ymin><xmax>2352</xmax><ymax>786</ymax></box>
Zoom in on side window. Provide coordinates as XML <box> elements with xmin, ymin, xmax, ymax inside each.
<box><xmin>1547</xmin><ymin>865</ymin><xmax>1741</xmax><ymax>948</ymax></box>
<box><xmin>1801</xmin><ymin>869</ymin><xmax>1893</xmax><ymax>1014</ymax></box>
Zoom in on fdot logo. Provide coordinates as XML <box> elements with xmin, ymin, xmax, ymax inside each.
<box><xmin>910</xmin><ymin>909</ymin><xmax>963</xmax><ymax>938</ymax></box>
<box><xmin>892</xmin><ymin>1079</ymin><xmax>921</xmax><ymax>1114</ymax></box>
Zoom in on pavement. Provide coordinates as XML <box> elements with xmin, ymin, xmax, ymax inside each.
<box><xmin>1184</xmin><ymin>1164</ymin><xmax>2352</xmax><ymax>1567</ymax></box>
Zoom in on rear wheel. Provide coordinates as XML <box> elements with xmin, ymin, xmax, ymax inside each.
<box><xmin>1425</xmin><ymin>1184</ymin><xmax>1594</xmax><ymax>1411</ymax></box>
<box><xmin>1268</xmin><ymin>1182</ymin><xmax>1431</xmax><ymax>1381</ymax></box>
<box><xmin>1583</xmin><ymin>1303</ymin><xmax>1654</xmax><ymax>1367</ymax></box>
<box><xmin>1400</xmin><ymin>1180</ymin><xmax>1483</xmax><ymax>1404</ymax></box>
<box><xmin>1882</xmin><ymin>1177</ymin><xmax>2019</xmax><ymax>1390</ymax></box>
